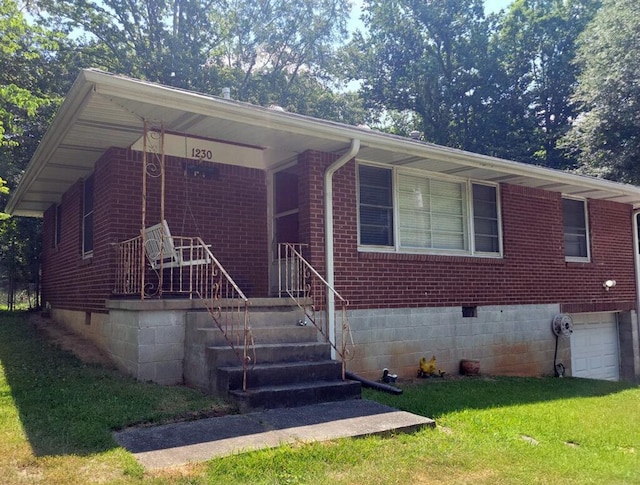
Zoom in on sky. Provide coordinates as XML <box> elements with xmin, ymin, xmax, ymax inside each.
<box><xmin>349</xmin><ymin>0</ymin><xmax>514</xmax><ymax>33</ymax></box>
<box><xmin>484</xmin><ymin>0</ymin><xmax>513</xmax><ymax>13</ymax></box>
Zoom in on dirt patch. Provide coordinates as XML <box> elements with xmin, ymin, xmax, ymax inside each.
<box><xmin>26</xmin><ymin>312</ymin><xmax>115</xmax><ymax>368</ymax></box>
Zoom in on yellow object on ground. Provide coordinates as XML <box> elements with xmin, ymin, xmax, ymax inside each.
<box><xmin>418</xmin><ymin>356</ymin><xmax>445</xmax><ymax>378</ymax></box>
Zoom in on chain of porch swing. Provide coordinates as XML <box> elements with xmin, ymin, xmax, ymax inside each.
<box><xmin>142</xmin><ymin>122</ymin><xmax>255</xmax><ymax>390</ymax></box>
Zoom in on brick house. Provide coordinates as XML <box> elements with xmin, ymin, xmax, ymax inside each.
<box><xmin>7</xmin><ymin>70</ymin><xmax>640</xmax><ymax>399</ymax></box>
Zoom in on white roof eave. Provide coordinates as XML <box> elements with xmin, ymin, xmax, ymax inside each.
<box><xmin>7</xmin><ymin>69</ymin><xmax>640</xmax><ymax>216</ymax></box>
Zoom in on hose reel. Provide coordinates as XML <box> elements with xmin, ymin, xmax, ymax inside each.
<box><xmin>551</xmin><ymin>313</ymin><xmax>573</xmax><ymax>377</ymax></box>
<box><xmin>552</xmin><ymin>313</ymin><xmax>574</xmax><ymax>337</ymax></box>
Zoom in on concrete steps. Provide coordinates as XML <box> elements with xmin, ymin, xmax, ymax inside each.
<box><xmin>229</xmin><ymin>380</ymin><xmax>361</xmax><ymax>412</ymax></box>
<box><xmin>217</xmin><ymin>360</ymin><xmax>344</xmax><ymax>392</ymax></box>
<box><xmin>184</xmin><ymin>298</ymin><xmax>361</xmax><ymax>411</ymax></box>
<box><xmin>207</xmin><ymin>342</ymin><xmax>331</xmax><ymax>367</ymax></box>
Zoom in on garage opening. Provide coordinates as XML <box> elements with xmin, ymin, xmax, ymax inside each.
<box><xmin>570</xmin><ymin>312</ymin><xmax>620</xmax><ymax>381</ymax></box>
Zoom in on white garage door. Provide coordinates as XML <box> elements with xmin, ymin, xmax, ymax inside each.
<box><xmin>570</xmin><ymin>313</ymin><xmax>620</xmax><ymax>381</ymax></box>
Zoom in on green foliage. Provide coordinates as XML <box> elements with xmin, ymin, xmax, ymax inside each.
<box><xmin>348</xmin><ymin>0</ymin><xmax>499</xmax><ymax>151</ymax></box>
<box><xmin>0</xmin><ymin>218</ymin><xmax>41</xmax><ymax>309</ymax></box>
<box><xmin>0</xmin><ymin>0</ymin><xmax>81</xmax><ymax>309</ymax></box>
<box><xmin>36</xmin><ymin>0</ymin><xmax>221</xmax><ymax>88</ymax></box>
<box><xmin>345</xmin><ymin>0</ymin><xmax>601</xmax><ymax>170</ymax></box>
<box><xmin>495</xmin><ymin>0</ymin><xmax>601</xmax><ymax>169</ymax></box>
<box><xmin>211</xmin><ymin>0</ymin><xmax>350</xmax><ymax>100</ymax></box>
<box><xmin>33</xmin><ymin>0</ymin><xmax>364</xmax><ymax>122</ymax></box>
<box><xmin>0</xmin><ymin>0</ymin><xmax>55</xmax><ymax>147</ymax></box>
<box><xmin>561</xmin><ymin>0</ymin><xmax>640</xmax><ymax>183</ymax></box>
<box><xmin>0</xmin><ymin>177</ymin><xmax>8</xmax><ymax>220</ymax></box>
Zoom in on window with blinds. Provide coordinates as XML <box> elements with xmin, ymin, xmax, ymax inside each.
<box><xmin>358</xmin><ymin>165</ymin><xmax>394</xmax><ymax>246</ymax></box>
<box><xmin>563</xmin><ymin>197</ymin><xmax>589</xmax><ymax>261</ymax></box>
<box><xmin>398</xmin><ymin>174</ymin><xmax>468</xmax><ymax>250</ymax></box>
<box><xmin>358</xmin><ymin>164</ymin><xmax>501</xmax><ymax>256</ymax></box>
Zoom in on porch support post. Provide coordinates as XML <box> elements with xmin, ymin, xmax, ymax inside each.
<box><xmin>324</xmin><ymin>139</ymin><xmax>360</xmax><ymax>358</ymax></box>
<box><xmin>141</xmin><ymin>120</ymin><xmax>148</xmax><ymax>300</ymax></box>
<box><xmin>160</xmin><ymin>123</ymin><xmax>165</xmax><ymax>222</ymax></box>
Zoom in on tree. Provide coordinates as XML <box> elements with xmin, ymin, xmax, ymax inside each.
<box><xmin>34</xmin><ymin>0</ymin><xmax>220</xmax><ymax>88</ymax></box>
<box><xmin>0</xmin><ymin>217</ymin><xmax>41</xmax><ymax>309</ymax></box>
<box><xmin>213</xmin><ymin>0</ymin><xmax>350</xmax><ymax>104</ymax></box>
<box><xmin>494</xmin><ymin>0</ymin><xmax>600</xmax><ymax>169</ymax></box>
<box><xmin>561</xmin><ymin>0</ymin><xmax>640</xmax><ymax>183</ymax></box>
<box><xmin>34</xmin><ymin>0</ymin><xmax>358</xmax><ymax>119</ymax></box>
<box><xmin>0</xmin><ymin>0</ymin><xmax>69</xmax><ymax>309</ymax></box>
<box><xmin>0</xmin><ymin>0</ymin><xmax>55</xmax><ymax>148</ymax></box>
<box><xmin>346</xmin><ymin>0</ymin><xmax>501</xmax><ymax>152</ymax></box>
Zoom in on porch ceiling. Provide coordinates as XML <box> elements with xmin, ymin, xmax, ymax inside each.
<box><xmin>7</xmin><ymin>69</ymin><xmax>640</xmax><ymax>216</ymax></box>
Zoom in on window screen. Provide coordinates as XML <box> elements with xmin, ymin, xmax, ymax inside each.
<box><xmin>563</xmin><ymin>198</ymin><xmax>588</xmax><ymax>259</ymax></box>
<box><xmin>83</xmin><ymin>175</ymin><xmax>94</xmax><ymax>255</ymax></box>
<box><xmin>358</xmin><ymin>165</ymin><xmax>393</xmax><ymax>246</ymax></box>
<box><xmin>398</xmin><ymin>174</ymin><xmax>467</xmax><ymax>250</ymax></box>
<box><xmin>472</xmin><ymin>184</ymin><xmax>499</xmax><ymax>253</ymax></box>
<box><xmin>357</xmin><ymin>164</ymin><xmax>501</xmax><ymax>257</ymax></box>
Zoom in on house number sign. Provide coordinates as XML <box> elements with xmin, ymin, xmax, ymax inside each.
<box><xmin>190</xmin><ymin>147</ymin><xmax>214</xmax><ymax>160</ymax></box>
<box><xmin>131</xmin><ymin>132</ymin><xmax>263</xmax><ymax>169</ymax></box>
<box><xmin>186</xmin><ymin>138</ymin><xmax>217</xmax><ymax>161</ymax></box>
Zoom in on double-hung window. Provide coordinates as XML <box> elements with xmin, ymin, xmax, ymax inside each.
<box><xmin>563</xmin><ymin>197</ymin><xmax>589</xmax><ymax>261</ymax></box>
<box><xmin>472</xmin><ymin>184</ymin><xmax>500</xmax><ymax>253</ymax></box>
<box><xmin>358</xmin><ymin>164</ymin><xmax>501</xmax><ymax>256</ymax></box>
<box><xmin>54</xmin><ymin>204</ymin><xmax>62</xmax><ymax>247</ymax></box>
<box><xmin>82</xmin><ymin>175</ymin><xmax>94</xmax><ymax>257</ymax></box>
<box><xmin>358</xmin><ymin>165</ymin><xmax>394</xmax><ymax>246</ymax></box>
<box><xmin>397</xmin><ymin>173</ymin><xmax>468</xmax><ymax>250</ymax></box>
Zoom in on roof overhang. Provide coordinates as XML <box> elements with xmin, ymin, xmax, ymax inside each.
<box><xmin>8</xmin><ymin>69</ymin><xmax>640</xmax><ymax>216</ymax></box>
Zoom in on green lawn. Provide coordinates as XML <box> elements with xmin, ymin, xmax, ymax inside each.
<box><xmin>1</xmin><ymin>311</ymin><xmax>639</xmax><ymax>484</ymax></box>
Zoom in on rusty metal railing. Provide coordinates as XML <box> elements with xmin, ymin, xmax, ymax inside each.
<box><xmin>278</xmin><ymin>243</ymin><xmax>354</xmax><ymax>379</ymax></box>
<box><xmin>114</xmin><ymin>232</ymin><xmax>254</xmax><ymax>390</ymax></box>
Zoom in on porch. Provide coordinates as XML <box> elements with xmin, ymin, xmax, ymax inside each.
<box><xmin>109</xmin><ymin>232</ymin><xmax>358</xmax><ymax>409</ymax></box>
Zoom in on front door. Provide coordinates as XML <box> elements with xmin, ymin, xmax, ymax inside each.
<box><xmin>270</xmin><ymin>164</ymin><xmax>299</xmax><ymax>295</ymax></box>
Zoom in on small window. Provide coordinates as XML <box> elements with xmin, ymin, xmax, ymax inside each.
<box><xmin>358</xmin><ymin>165</ymin><xmax>394</xmax><ymax>246</ymax></box>
<box><xmin>82</xmin><ymin>175</ymin><xmax>94</xmax><ymax>256</ymax></box>
<box><xmin>472</xmin><ymin>184</ymin><xmax>500</xmax><ymax>253</ymax></box>
<box><xmin>462</xmin><ymin>306</ymin><xmax>478</xmax><ymax>318</ymax></box>
<box><xmin>563</xmin><ymin>197</ymin><xmax>589</xmax><ymax>261</ymax></box>
<box><xmin>54</xmin><ymin>204</ymin><xmax>62</xmax><ymax>247</ymax></box>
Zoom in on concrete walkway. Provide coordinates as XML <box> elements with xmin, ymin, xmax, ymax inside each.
<box><xmin>114</xmin><ymin>399</ymin><xmax>435</xmax><ymax>469</ymax></box>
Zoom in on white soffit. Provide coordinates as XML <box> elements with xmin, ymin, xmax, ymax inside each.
<box><xmin>7</xmin><ymin>69</ymin><xmax>640</xmax><ymax>216</ymax></box>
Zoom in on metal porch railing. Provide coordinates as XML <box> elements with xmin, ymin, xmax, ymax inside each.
<box><xmin>278</xmin><ymin>243</ymin><xmax>354</xmax><ymax>379</ymax></box>
<box><xmin>114</xmin><ymin>232</ymin><xmax>254</xmax><ymax>390</ymax></box>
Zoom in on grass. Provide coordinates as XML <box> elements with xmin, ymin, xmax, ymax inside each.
<box><xmin>0</xmin><ymin>311</ymin><xmax>233</xmax><ymax>484</ymax></box>
<box><xmin>1</xmin><ymin>310</ymin><xmax>639</xmax><ymax>484</ymax></box>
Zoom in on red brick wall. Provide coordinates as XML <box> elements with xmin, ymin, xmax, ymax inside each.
<box><xmin>42</xmin><ymin>151</ymin><xmax>120</xmax><ymax>312</ymax></box>
<box><xmin>42</xmin><ymin>146</ymin><xmax>637</xmax><ymax>313</ymax></box>
<box><xmin>42</xmin><ymin>148</ymin><xmax>268</xmax><ymax>312</ymax></box>
<box><xmin>300</xmin><ymin>152</ymin><xmax>637</xmax><ymax>311</ymax></box>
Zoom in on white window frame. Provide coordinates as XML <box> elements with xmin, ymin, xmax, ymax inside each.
<box><xmin>54</xmin><ymin>203</ymin><xmax>62</xmax><ymax>247</ymax></box>
<box><xmin>358</xmin><ymin>163</ymin><xmax>395</xmax><ymax>248</ymax></box>
<box><xmin>357</xmin><ymin>162</ymin><xmax>502</xmax><ymax>258</ymax></box>
<box><xmin>82</xmin><ymin>175</ymin><xmax>94</xmax><ymax>258</ymax></box>
<box><xmin>562</xmin><ymin>196</ymin><xmax>590</xmax><ymax>262</ymax></box>
<box><xmin>470</xmin><ymin>182</ymin><xmax>503</xmax><ymax>256</ymax></box>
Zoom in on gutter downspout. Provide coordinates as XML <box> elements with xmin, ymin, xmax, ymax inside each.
<box><xmin>632</xmin><ymin>212</ymin><xmax>640</xmax><ymax>379</ymax></box>
<box><xmin>324</xmin><ymin>139</ymin><xmax>360</xmax><ymax>358</ymax></box>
